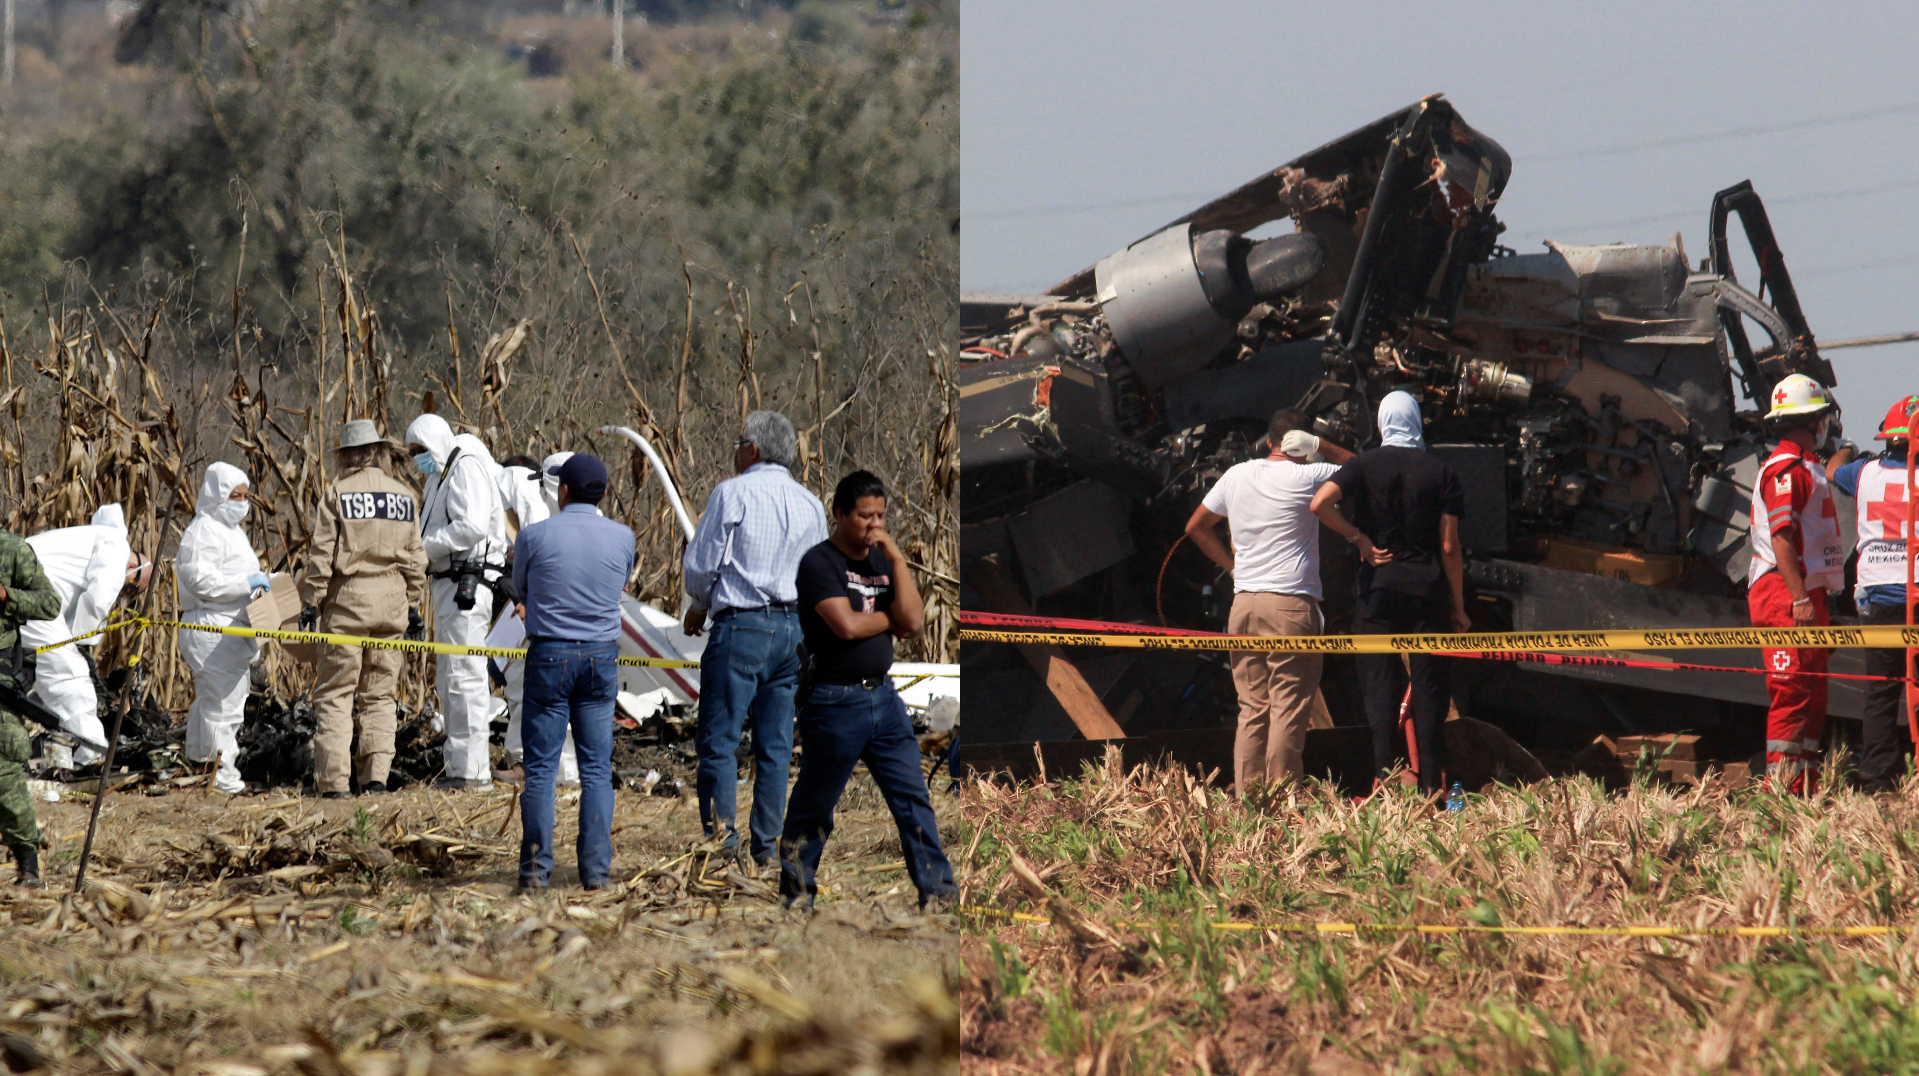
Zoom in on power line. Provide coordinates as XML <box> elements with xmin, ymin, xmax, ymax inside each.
<box><xmin>1504</xmin><ymin>175</ymin><xmax>1919</xmax><ymax>243</ymax></box>
<box><xmin>1518</xmin><ymin>100</ymin><xmax>1919</xmax><ymax>163</ymax></box>
<box><xmin>1800</xmin><ymin>252</ymin><xmax>1919</xmax><ymax>278</ymax></box>
<box><xmin>966</xmin><ymin>191</ymin><xmax>1215</xmax><ymax>223</ymax></box>
<box><xmin>966</xmin><ymin>100</ymin><xmax>1919</xmax><ymax>224</ymax></box>
<box><xmin>1823</xmin><ymin>331</ymin><xmax>1919</xmax><ymax>350</ymax></box>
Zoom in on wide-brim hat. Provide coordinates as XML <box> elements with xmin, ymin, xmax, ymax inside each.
<box><xmin>335</xmin><ymin>419</ymin><xmax>390</xmax><ymax>450</ymax></box>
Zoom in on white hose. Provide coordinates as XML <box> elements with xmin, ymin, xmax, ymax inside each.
<box><xmin>599</xmin><ymin>425</ymin><xmax>696</xmax><ymax>543</ymax></box>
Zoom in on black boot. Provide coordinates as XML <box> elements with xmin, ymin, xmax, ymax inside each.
<box><xmin>10</xmin><ymin>844</ymin><xmax>39</xmax><ymax>888</ymax></box>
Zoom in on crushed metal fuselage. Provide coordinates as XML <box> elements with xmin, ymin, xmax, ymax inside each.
<box><xmin>962</xmin><ymin>97</ymin><xmax>1854</xmax><ymax>771</ymax></box>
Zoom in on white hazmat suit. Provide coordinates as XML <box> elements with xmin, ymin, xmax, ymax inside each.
<box><xmin>22</xmin><ymin>505</ymin><xmax>133</xmax><ymax>767</ymax></box>
<box><xmin>488</xmin><ymin>607</ymin><xmax>578</xmax><ymax>785</ymax></box>
<box><xmin>497</xmin><ymin>449</ymin><xmax>579</xmax><ymax>783</ymax></box>
<box><xmin>498</xmin><ymin>462</ymin><xmax>548</xmax><ymax>539</ymax></box>
<box><xmin>176</xmin><ymin>463</ymin><xmax>262</xmax><ymax>794</ymax></box>
<box><xmin>406</xmin><ymin>414</ymin><xmax>508</xmax><ymax>785</ymax></box>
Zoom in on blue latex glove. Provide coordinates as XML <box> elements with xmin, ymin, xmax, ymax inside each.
<box><xmin>246</xmin><ymin>573</ymin><xmax>272</xmax><ymax>591</ymax></box>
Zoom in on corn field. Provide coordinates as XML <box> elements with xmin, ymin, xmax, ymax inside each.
<box><xmin>960</xmin><ymin>754</ymin><xmax>1919</xmax><ymax>1074</ymax></box>
<box><xmin>0</xmin><ymin>242</ymin><xmax>957</xmax><ymax>712</ymax></box>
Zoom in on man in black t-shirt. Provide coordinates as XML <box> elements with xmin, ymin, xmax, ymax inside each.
<box><xmin>780</xmin><ymin>470</ymin><xmax>956</xmax><ymax>912</ymax></box>
<box><xmin>1309</xmin><ymin>391</ymin><xmax>1470</xmax><ymax>795</ymax></box>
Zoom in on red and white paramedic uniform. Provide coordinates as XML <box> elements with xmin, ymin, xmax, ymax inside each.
<box><xmin>1851</xmin><ymin>457</ymin><xmax>1912</xmax><ymax>596</ymax></box>
<box><xmin>1747</xmin><ymin>438</ymin><xmax>1844</xmax><ymax>793</ymax></box>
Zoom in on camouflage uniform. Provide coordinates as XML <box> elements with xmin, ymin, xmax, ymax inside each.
<box><xmin>0</xmin><ymin>531</ymin><xmax>63</xmax><ymax>852</ymax></box>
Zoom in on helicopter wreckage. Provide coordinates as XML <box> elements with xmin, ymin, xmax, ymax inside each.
<box><xmin>960</xmin><ymin>96</ymin><xmax>1869</xmax><ymax>786</ymax></box>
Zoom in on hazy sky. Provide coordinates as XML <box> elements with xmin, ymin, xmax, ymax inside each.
<box><xmin>962</xmin><ymin>0</ymin><xmax>1919</xmax><ymax>431</ymax></box>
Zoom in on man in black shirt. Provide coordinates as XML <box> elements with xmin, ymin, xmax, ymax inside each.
<box><xmin>1310</xmin><ymin>391</ymin><xmax>1470</xmax><ymax>795</ymax></box>
<box><xmin>780</xmin><ymin>470</ymin><xmax>956</xmax><ymax>911</ymax></box>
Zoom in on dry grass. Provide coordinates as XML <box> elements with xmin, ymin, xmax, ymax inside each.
<box><xmin>958</xmin><ymin>753</ymin><xmax>1919</xmax><ymax>1074</ymax></box>
<box><xmin>0</xmin><ymin>769</ymin><xmax>961</xmax><ymax>1073</ymax></box>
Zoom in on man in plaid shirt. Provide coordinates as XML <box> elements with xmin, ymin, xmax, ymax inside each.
<box><xmin>682</xmin><ymin>411</ymin><xmax>828</xmax><ymax>868</ymax></box>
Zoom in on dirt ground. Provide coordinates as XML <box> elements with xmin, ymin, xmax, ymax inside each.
<box><xmin>0</xmin><ymin>769</ymin><xmax>960</xmax><ymax>1074</ymax></box>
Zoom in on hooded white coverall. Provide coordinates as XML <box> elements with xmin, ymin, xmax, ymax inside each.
<box><xmin>491</xmin><ymin>455</ymin><xmax>580</xmax><ymax>782</ymax></box>
<box><xmin>407</xmin><ymin>415</ymin><xmax>508</xmax><ymax>783</ymax></box>
<box><xmin>497</xmin><ymin>449</ymin><xmax>579</xmax><ymax>782</ymax></box>
<box><xmin>177</xmin><ymin>463</ymin><xmax>262</xmax><ymax>794</ymax></box>
<box><xmin>22</xmin><ymin>505</ymin><xmax>132</xmax><ymax>767</ymax></box>
<box><xmin>498</xmin><ymin>464</ymin><xmax>548</xmax><ymax>540</ymax></box>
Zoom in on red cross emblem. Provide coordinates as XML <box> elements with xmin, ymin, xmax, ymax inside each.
<box><xmin>1868</xmin><ymin>485</ymin><xmax>1910</xmax><ymax>539</ymax></box>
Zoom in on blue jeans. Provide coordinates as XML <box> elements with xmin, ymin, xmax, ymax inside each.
<box><xmin>695</xmin><ymin>607</ymin><xmax>801</xmax><ymax>863</ymax></box>
<box><xmin>518</xmin><ymin>638</ymin><xmax>618</xmax><ymax>887</ymax></box>
<box><xmin>779</xmin><ymin>680</ymin><xmax>955</xmax><ymax>907</ymax></box>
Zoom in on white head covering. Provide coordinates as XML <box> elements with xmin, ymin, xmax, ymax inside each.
<box><xmin>541</xmin><ymin>450</ymin><xmax>575</xmax><ymax>508</ymax></box>
<box><xmin>90</xmin><ymin>503</ymin><xmax>126</xmax><ymax>530</ymax></box>
<box><xmin>194</xmin><ymin>462</ymin><xmax>250</xmax><ymax>517</ymax></box>
<box><xmin>405</xmin><ymin>413</ymin><xmax>456</xmax><ymax>464</ymax></box>
<box><xmin>1377</xmin><ymin>391</ymin><xmax>1426</xmax><ymax>451</ymax></box>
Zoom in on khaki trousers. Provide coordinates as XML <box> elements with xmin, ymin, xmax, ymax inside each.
<box><xmin>1228</xmin><ymin>591</ymin><xmax>1323</xmax><ymax>795</ymax></box>
<box><xmin>312</xmin><ymin>576</ymin><xmax>408</xmax><ymax>793</ymax></box>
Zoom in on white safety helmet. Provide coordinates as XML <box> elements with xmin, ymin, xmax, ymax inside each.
<box><xmin>1765</xmin><ymin>373</ymin><xmax>1834</xmax><ymax>420</ymax></box>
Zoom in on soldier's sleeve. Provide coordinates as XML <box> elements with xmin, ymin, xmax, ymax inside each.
<box><xmin>1</xmin><ymin>538</ymin><xmax>62</xmax><ymax>623</ymax></box>
<box><xmin>303</xmin><ymin>485</ymin><xmax>341</xmax><ymax>605</ymax></box>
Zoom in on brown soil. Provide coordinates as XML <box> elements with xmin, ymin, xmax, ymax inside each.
<box><xmin>0</xmin><ymin>770</ymin><xmax>959</xmax><ymax>1074</ymax></box>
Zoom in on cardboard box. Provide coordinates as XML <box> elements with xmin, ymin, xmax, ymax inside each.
<box><xmin>246</xmin><ymin>573</ymin><xmax>318</xmax><ymax>665</ymax></box>
<box><xmin>1541</xmin><ymin>536</ymin><xmax>1686</xmax><ymax>587</ymax></box>
<box><xmin>1612</xmin><ymin>733</ymin><xmax>1699</xmax><ymax>761</ymax></box>
<box><xmin>1570</xmin><ymin>735</ymin><xmax>1629</xmax><ymax>791</ymax></box>
<box><xmin>1656</xmin><ymin>759</ymin><xmax>1702</xmax><ymax>784</ymax></box>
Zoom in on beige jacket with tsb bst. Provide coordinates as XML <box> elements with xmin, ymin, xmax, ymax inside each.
<box><xmin>303</xmin><ymin>465</ymin><xmax>429</xmax><ymax>627</ymax></box>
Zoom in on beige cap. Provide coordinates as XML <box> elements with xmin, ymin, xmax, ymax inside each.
<box><xmin>336</xmin><ymin>419</ymin><xmax>387</xmax><ymax>450</ymax></box>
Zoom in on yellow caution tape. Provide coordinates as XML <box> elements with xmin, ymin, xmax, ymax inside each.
<box><xmin>155</xmin><ymin>618</ymin><xmax>702</xmax><ymax>669</ymax></box>
<box><xmin>27</xmin><ymin>615</ymin><xmax>696</xmax><ymax>668</ymax></box>
<box><xmin>960</xmin><ymin>623</ymin><xmax>1919</xmax><ymax>654</ymax></box>
<box><xmin>37</xmin><ymin>616</ymin><xmax>945</xmax><ymax>680</ymax></box>
<box><xmin>32</xmin><ymin>617</ymin><xmax>147</xmax><ymax>655</ymax></box>
<box><xmin>959</xmin><ymin>905</ymin><xmax>1909</xmax><ymax>938</ymax></box>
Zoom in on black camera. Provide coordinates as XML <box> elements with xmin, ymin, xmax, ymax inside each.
<box><xmin>455</xmin><ymin>568</ymin><xmax>480</xmax><ymax>611</ymax></box>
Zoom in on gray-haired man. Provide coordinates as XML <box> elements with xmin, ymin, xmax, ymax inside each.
<box><xmin>683</xmin><ymin>411</ymin><xmax>828</xmax><ymax>868</ymax></box>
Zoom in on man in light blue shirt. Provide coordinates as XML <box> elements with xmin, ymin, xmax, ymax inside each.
<box><xmin>682</xmin><ymin>410</ymin><xmax>828</xmax><ymax>869</ymax></box>
<box><xmin>512</xmin><ymin>454</ymin><xmax>635</xmax><ymax>891</ymax></box>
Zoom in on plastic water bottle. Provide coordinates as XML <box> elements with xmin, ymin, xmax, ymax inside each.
<box><xmin>1446</xmin><ymin>782</ymin><xmax>1465</xmax><ymax>813</ymax></box>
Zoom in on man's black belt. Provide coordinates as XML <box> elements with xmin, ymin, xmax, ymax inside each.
<box><xmin>816</xmin><ymin>675</ymin><xmax>886</xmax><ymax>689</ymax></box>
<box><xmin>714</xmin><ymin>602</ymin><xmax>797</xmax><ymax>618</ymax></box>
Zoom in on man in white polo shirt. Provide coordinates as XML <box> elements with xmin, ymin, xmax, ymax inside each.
<box><xmin>1185</xmin><ymin>414</ymin><xmax>1353</xmax><ymax>796</ymax></box>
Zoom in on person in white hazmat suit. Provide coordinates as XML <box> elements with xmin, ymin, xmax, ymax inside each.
<box><xmin>405</xmin><ymin>414</ymin><xmax>508</xmax><ymax>791</ymax></box>
<box><xmin>497</xmin><ymin>455</ymin><xmax>549</xmax><ymax>541</ymax></box>
<box><xmin>491</xmin><ymin>450</ymin><xmax>579</xmax><ymax>785</ymax></box>
<box><xmin>177</xmin><ymin>463</ymin><xmax>269</xmax><ymax>795</ymax></box>
<box><xmin>21</xmin><ymin>505</ymin><xmax>154</xmax><ymax>770</ymax></box>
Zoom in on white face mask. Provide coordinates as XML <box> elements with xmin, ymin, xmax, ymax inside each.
<box><xmin>217</xmin><ymin>499</ymin><xmax>249</xmax><ymax>525</ymax></box>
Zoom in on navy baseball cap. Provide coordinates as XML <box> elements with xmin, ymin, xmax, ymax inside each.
<box><xmin>558</xmin><ymin>453</ymin><xmax>609</xmax><ymax>500</ymax></box>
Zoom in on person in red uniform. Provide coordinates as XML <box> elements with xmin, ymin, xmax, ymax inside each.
<box><xmin>1748</xmin><ymin>373</ymin><xmax>1846</xmax><ymax>795</ymax></box>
